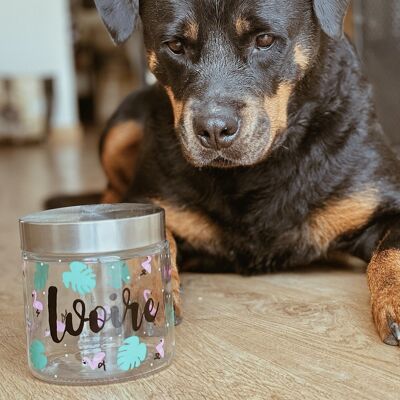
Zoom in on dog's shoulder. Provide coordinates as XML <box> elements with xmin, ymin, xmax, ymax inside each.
<box><xmin>101</xmin><ymin>84</ymin><xmax>170</xmax><ymax>141</ymax></box>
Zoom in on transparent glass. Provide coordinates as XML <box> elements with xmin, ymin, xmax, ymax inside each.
<box><xmin>22</xmin><ymin>241</ymin><xmax>175</xmax><ymax>385</ymax></box>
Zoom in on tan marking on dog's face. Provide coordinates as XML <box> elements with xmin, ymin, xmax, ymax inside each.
<box><xmin>184</xmin><ymin>21</ymin><xmax>199</xmax><ymax>41</ymax></box>
<box><xmin>165</xmin><ymin>86</ymin><xmax>184</xmax><ymax>127</ymax></box>
<box><xmin>308</xmin><ymin>189</ymin><xmax>378</xmax><ymax>251</ymax></box>
<box><xmin>232</xmin><ymin>96</ymin><xmax>270</xmax><ymax>161</ymax></box>
<box><xmin>152</xmin><ymin>199</ymin><xmax>222</xmax><ymax>255</ymax></box>
<box><xmin>264</xmin><ymin>82</ymin><xmax>293</xmax><ymax>142</ymax></box>
<box><xmin>235</xmin><ymin>17</ymin><xmax>250</xmax><ymax>36</ymax></box>
<box><xmin>147</xmin><ymin>51</ymin><xmax>159</xmax><ymax>73</ymax></box>
<box><xmin>294</xmin><ymin>44</ymin><xmax>309</xmax><ymax>70</ymax></box>
<box><xmin>101</xmin><ymin>120</ymin><xmax>143</xmax><ymax>202</ymax></box>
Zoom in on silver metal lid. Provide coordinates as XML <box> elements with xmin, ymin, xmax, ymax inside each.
<box><xmin>19</xmin><ymin>204</ymin><xmax>166</xmax><ymax>256</ymax></box>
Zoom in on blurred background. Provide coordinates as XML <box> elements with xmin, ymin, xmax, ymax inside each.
<box><xmin>0</xmin><ymin>0</ymin><xmax>399</xmax><ymax>215</ymax></box>
<box><xmin>0</xmin><ymin>0</ymin><xmax>149</xmax><ymax>144</ymax></box>
<box><xmin>0</xmin><ymin>1</ymin><xmax>399</xmax><ymax>146</ymax></box>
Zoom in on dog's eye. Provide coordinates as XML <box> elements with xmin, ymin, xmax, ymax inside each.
<box><xmin>166</xmin><ymin>40</ymin><xmax>185</xmax><ymax>55</ymax></box>
<box><xmin>255</xmin><ymin>34</ymin><xmax>275</xmax><ymax>50</ymax></box>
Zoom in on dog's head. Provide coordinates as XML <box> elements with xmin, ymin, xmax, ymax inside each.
<box><xmin>95</xmin><ymin>0</ymin><xmax>349</xmax><ymax>168</ymax></box>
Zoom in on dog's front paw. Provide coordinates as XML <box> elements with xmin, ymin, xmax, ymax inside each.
<box><xmin>171</xmin><ymin>265</ymin><xmax>183</xmax><ymax>325</ymax></box>
<box><xmin>173</xmin><ymin>287</ymin><xmax>183</xmax><ymax>325</ymax></box>
<box><xmin>371</xmin><ymin>290</ymin><xmax>400</xmax><ymax>346</ymax></box>
<box><xmin>172</xmin><ymin>283</ymin><xmax>183</xmax><ymax>325</ymax></box>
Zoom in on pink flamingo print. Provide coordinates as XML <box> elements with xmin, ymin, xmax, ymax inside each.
<box><xmin>96</xmin><ymin>306</ymin><xmax>111</xmax><ymax>325</ymax></box>
<box><xmin>45</xmin><ymin>320</ymin><xmax>66</xmax><ymax>337</ymax></box>
<box><xmin>57</xmin><ymin>320</ymin><xmax>65</xmax><ymax>331</ymax></box>
<box><xmin>82</xmin><ymin>352</ymin><xmax>106</xmax><ymax>371</ymax></box>
<box><xmin>32</xmin><ymin>291</ymin><xmax>43</xmax><ymax>317</ymax></box>
<box><xmin>155</xmin><ymin>339</ymin><xmax>165</xmax><ymax>359</ymax></box>
<box><xmin>141</xmin><ymin>256</ymin><xmax>152</xmax><ymax>276</ymax></box>
<box><xmin>143</xmin><ymin>290</ymin><xmax>157</xmax><ymax>316</ymax></box>
<box><xmin>45</xmin><ymin>310</ymin><xmax>67</xmax><ymax>336</ymax></box>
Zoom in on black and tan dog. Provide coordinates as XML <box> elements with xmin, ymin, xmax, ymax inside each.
<box><xmin>94</xmin><ymin>0</ymin><xmax>400</xmax><ymax>346</ymax></box>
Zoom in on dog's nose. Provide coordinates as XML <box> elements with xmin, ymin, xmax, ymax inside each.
<box><xmin>194</xmin><ymin>110</ymin><xmax>240</xmax><ymax>150</ymax></box>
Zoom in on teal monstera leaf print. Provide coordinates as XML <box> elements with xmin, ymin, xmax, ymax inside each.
<box><xmin>34</xmin><ymin>262</ymin><xmax>49</xmax><ymax>291</ymax></box>
<box><xmin>117</xmin><ymin>336</ymin><xmax>147</xmax><ymax>371</ymax></box>
<box><xmin>63</xmin><ymin>262</ymin><xmax>96</xmax><ymax>295</ymax></box>
<box><xmin>106</xmin><ymin>261</ymin><xmax>131</xmax><ymax>289</ymax></box>
<box><xmin>30</xmin><ymin>340</ymin><xmax>47</xmax><ymax>370</ymax></box>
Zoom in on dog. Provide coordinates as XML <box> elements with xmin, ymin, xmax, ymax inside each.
<box><xmin>94</xmin><ymin>0</ymin><xmax>400</xmax><ymax>346</ymax></box>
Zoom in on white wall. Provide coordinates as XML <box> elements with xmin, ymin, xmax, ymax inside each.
<box><xmin>0</xmin><ymin>0</ymin><xmax>78</xmax><ymax>132</ymax></box>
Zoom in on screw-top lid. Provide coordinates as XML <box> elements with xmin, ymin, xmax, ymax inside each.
<box><xmin>19</xmin><ymin>204</ymin><xmax>166</xmax><ymax>256</ymax></box>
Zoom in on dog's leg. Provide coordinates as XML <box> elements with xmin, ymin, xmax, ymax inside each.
<box><xmin>100</xmin><ymin>100</ymin><xmax>183</xmax><ymax>323</ymax></box>
<box><xmin>101</xmin><ymin>128</ymin><xmax>183</xmax><ymax>322</ymax></box>
<box><xmin>367</xmin><ymin>222</ymin><xmax>400</xmax><ymax>345</ymax></box>
<box><xmin>101</xmin><ymin>119</ymin><xmax>144</xmax><ymax>203</ymax></box>
<box><xmin>166</xmin><ymin>229</ymin><xmax>183</xmax><ymax>324</ymax></box>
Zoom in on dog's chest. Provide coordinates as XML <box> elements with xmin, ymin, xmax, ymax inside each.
<box><xmin>168</xmin><ymin>194</ymin><xmax>322</xmax><ymax>273</ymax></box>
<box><xmin>145</xmin><ymin>150</ymin><xmax>365</xmax><ymax>272</ymax></box>
<box><xmin>221</xmin><ymin>208</ymin><xmax>320</xmax><ymax>272</ymax></box>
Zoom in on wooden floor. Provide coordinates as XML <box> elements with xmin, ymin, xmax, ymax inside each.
<box><xmin>1</xmin><ymin>136</ymin><xmax>400</xmax><ymax>400</ymax></box>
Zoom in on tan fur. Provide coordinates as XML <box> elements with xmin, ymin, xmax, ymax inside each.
<box><xmin>184</xmin><ymin>21</ymin><xmax>199</xmax><ymax>41</ymax></box>
<box><xmin>231</xmin><ymin>97</ymin><xmax>271</xmax><ymax>165</ymax></box>
<box><xmin>235</xmin><ymin>17</ymin><xmax>250</xmax><ymax>35</ymax></box>
<box><xmin>294</xmin><ymin>44</ymin><xmax>309</xmax><ymax>70</ymax></box>
<box><xmin>101</xmin><ymin>120</ymin><xmax>143</xmax><ymax>203</ymax></box>
<box><xmin>166</xmin><ymin>229</ymin><xmax>182</xmax><ymax>319</ymax></box>
<box><xmin>368</xmin><ymin>247</ymin><xmax>400</xmax><ymax>343</ymax></box>
<box><xmin>165</xmin><ymin>86</ymin><xmax>184</xmax><ymax>127</ymax></box>
<box><xmin>327</xmin><ymin>251</ymin><xmax>367</xmax><ymax>269</ymax></box>
<box><xmin>264</xmin><ymin>83</ymin><xmax>293</xmax><ymax>140</ymax></box>
<box><xmin>152</xmin><ymin>199</ymin><xmax>222</xmax><ymax>255</ymax></box>
<box><xmin>147</xmin><ymin>51</ymin><xmax>158</xmax><ymax>72</ymax></box>
<box><xmin>368</xmin><ymin>247</ymin><xmax>400</xmax><ymax>293</ymax></box>
<box><xmin>102</xmin><ymin>187</ymin><xmax>124</xmax><ymax>204</ymax></box>
<box><xmin>308</xmin><ymin>189</ymin><xmax>378</xmax><ymax>251</ymax></box>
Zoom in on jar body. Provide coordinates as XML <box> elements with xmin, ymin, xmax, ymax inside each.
<box><xmin>22</xmin><ymin>241</ymin><xmax>174</xmax><ymax>385</ymax></box>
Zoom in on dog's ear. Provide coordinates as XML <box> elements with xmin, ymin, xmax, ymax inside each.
<box><xmin>313</xmin><ymin>0</ymin><xmax>350</xmax><ymax>39</ymax></box>
<box><xmin>94</xmin><ymin>0</ymin><xmax>139</xmax><ymax>44</ymax></box>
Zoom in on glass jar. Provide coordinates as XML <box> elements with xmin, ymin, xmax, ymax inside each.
<box><xmin>19</xmin><ymin>204</ymin><xmax>175</xmax><ymax>385</ymax></box>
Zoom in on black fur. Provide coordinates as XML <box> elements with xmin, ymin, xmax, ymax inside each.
<box><xmin>94</xmin><ymin>0</ymin><xmax>139</xmax><ymax>44</ymax></box>
<box><xmin>313</xmin><ymin>0</ymin><xmax>349</xmax><ymax>39</ymax></box>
